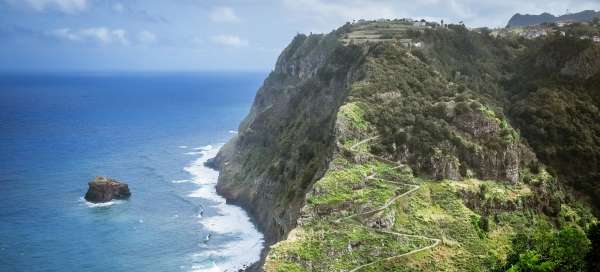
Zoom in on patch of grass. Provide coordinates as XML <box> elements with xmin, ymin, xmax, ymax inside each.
<box><xmin>339</xmin><ymin>102</ymin><xmax>369</xmax><ymax>131</ymax></box>
<box><xmin>307</xmin><ymin>161</ymin><xmax>405</xmax><ymax>215</ymax></box>
<box><xmin>266</xmin><ymin>220</ymin><xmax>431</xmax><ymax>271</ymax></box>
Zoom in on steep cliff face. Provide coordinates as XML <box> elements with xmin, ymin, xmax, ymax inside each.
<box><xmin>212</xmin><ymin>21</ymin><xmax>598</xmax><ymax>271</ymax></box>
<box><xmin>209</xmin><ymin>31</ymin><xmax>365</xmax><ymax>245</ymax></box>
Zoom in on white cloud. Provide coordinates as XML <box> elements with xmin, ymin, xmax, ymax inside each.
<box><xmin>210</xmin><ymin>35</ymin><xmax>248</xmax><ymax>47</ymax></box>
<box><xmin>209</xmin><ymin>6</ymin><xmax>240</xmax><ymax>23</ymax></box>
<box><xmin>137</xmin><ymin>30</ymin><xmax>157</xmax><ymax>44</ymax></box>
<box><xmin>48</xmin><ymin>27</ymin><xmax>130</xmax><ymax>45</ymax></box>
<box><xmin>49</xmin><ymin>28</ymin><xmax>79</xmax><ymax>41</ymax></box>
<box><xmin>282</xmin><ymin>0</ymin><xmax>600</xmax><ymax>29</ymax></box>
<box><xmin>6</xmin><ymin>0</ymin><xmax>88</xmax><ymax>14</ymax></box>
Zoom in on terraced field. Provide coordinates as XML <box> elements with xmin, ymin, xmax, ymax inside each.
<box><xmin>340</xmin><ymin>20</ymin><xmax>428</xmax><ymax>44</ymax></box>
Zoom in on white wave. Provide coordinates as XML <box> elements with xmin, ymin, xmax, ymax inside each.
<box><xmin>185</xmin><ymin>151</ymin><xmax>203</xmax><ymax>155</ymax></box>
<box><xmin>79</xmin><ymin>197</ymin><xmax>124</xmax><ymax>208</ymax></box>
<box><xmin>179</xmin><ymin>145</ymin><xmax>189</xmax><ymax>149</ymax></box>
<box><xmin>172</xmin><ymin>179</ymin><xmax>192</xmax><ymax>184</ymax></box>
<box><xmin>187</xmin><ymin>185</ymin><xmax>224</xmax><ymax>203</ymax></box>
<box><xmin>193</xmin><ymin>145</ymin><xmax>213</xmax><ymax>151</ymax></box>
<box><xmin>228</xmin><ymin>130</ymin><xmax>238</xmax><ymax>134</ymax></box>
<box><xmin>183</xmin><ymin>143</ymin><xmax>264</xmax><ymax>272</ymax></box>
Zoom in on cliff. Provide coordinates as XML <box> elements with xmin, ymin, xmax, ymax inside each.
<box><xmin>212</xmin><ymin>21</ymin><xmax>599</xmax><ymax>271</ymax></box>
<box><xmin>209</xmin><ymin>31</ymin><xmax>365</xmax><ymax>245</ymax></box>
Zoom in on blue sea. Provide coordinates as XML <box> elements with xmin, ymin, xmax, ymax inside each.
<box><xmin>0</xmin><ymin>72</ymin><xmax>266</xmax><ymax>272</ymax></box>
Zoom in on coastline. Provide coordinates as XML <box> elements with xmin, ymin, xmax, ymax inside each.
<box><xmin>185</xmin><ymin>144</ymin><xmax>265</xmax><ymax>272</ymax></box>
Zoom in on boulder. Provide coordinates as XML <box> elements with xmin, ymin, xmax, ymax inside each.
<box><xmin>84</xmin><ymin>176</ymin><xmax>131</xmax><ymax>203</ymax></box>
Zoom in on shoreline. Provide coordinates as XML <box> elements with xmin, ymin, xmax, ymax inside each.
<box><xmin>185</xmin><ymin>144</ymin><xmax>265</xmax><ymax>272</ymax></box>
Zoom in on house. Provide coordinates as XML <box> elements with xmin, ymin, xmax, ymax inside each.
<box><xmin>556</xmin><ymin>21</ymin><xmax>573</xmax><ymax>27</ymax></box>
<box><xmin>413</xmin><ymin>21</ymin><xmax>426</xmax><ymax>27</ymax></box>
<box><xmin>520</xmin><ymin>28</ymin><xmax>547</xmax><ymax>39</ymax></box>
<box><xmin>414</xmin><ymin>42</ymin><xmax>423</xmax><ymax>48</ymax></box>
<box><xmin>580</xmin><ymin>35</ymin><xmax>590</xmax><ymax>40</ymax></box>
<box><xmin>593</xmin><ymin>36</ymin><xmax>600</xmax><ymax>43</ymax></box>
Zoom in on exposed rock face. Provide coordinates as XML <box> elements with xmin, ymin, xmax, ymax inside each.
<box><xmin>210</xmin><ymin>31</ymin><xmax>365</xmax><ymax>248</ymax></box>
<box><xmin>84</xmin><ymin>176</ymin><xmax>131</xmax><ymax>203</ymax></box>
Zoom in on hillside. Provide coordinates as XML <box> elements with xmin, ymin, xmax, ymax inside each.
<box><xmin>507</xmin><ymin>10</ymin><xmax>600</xmax><ymax>27</ymax></box>
<box><xmin>210</xmin><ymin>20</ymin><xmax>600</xmax><ymax>271</ymax></box>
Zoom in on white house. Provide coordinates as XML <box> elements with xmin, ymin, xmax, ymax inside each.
<box><xmin>593</xmin><ymin>36</ymin><xmax>600</xmax><ymax>43</ymax></box>
<box><xmin>556</xmin><ymin>21</ymin><xmax>570</xmax><ymax>27</ymax></box>
<box><xmin>520</xmin><ymin>29</ymin><xmax>547</xmax><ymax>40</ymax></box>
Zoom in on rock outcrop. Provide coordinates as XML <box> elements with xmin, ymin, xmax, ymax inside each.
<box><xmin>84</xmin><ymin>176</ymin><xmax>131</xmax><ymax>203</ymax></box>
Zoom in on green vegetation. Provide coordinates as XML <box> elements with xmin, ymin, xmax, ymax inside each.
<box><xmin>264</xmin><ymin>22</ymin><xmax>599</xmax><ymax>271</ymax></box>
<box><xmin>506</xmin><ymin>34</ymin><xmax>600</xmax><ymax>208</ymax></box>
<box><xmin>502</xmin><ymin>225</ymin><xmax>591</xmax><ymax>271</ymax></box>
<box><xmin>219</xmin><ymin>19</ymin><xmax>600</xmax><ymax>271</ymax></box>
<box><xmin>339</xmin><ymin>102</ymin><xmax>370</xmax><ymax>131</ymax></box>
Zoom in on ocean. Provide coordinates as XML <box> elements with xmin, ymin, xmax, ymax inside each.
<box><xmin>0</xmin><ymin>72</ymin><xmax>266</xmax><ymax>272</ymax></box>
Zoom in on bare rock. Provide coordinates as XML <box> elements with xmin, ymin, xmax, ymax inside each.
<box><xmin>84</xmin><ymin>176</ymin><xmax>131</xmax><ymax>203</ymax></box>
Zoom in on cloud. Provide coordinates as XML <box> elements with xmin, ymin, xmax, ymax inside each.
<box><xmin>210</xmin><ymin>35</ymin><xmax>248</xmax><ymax>47</ymax></box>
<box><xmin>137</xmin><ymin>30</ymin><xmax>157</xmax><ymax>44</ymax></box>
<box><xmin>48</xmin><ymin>27</ymin><xmax>130</xmax><ymax>45</ymax></box>
<box><xmin>4</xmin><ymin>0</ymin><xmax>88</xmax><ymax>14</ymax></box>
<box><xmin>209</xmin><ymin>6</ymin><xmax>240</xmax><ymax>23</ymax></box>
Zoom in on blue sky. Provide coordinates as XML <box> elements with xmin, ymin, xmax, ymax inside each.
<box><xmin>1</xmin><ymin>0</ymin><xmax>598</xmax><ymax>71</ymax></box>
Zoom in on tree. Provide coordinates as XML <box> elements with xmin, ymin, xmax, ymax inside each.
<box><xmin>505</xmin><ymin>225</ymin><xmax>591</xmax><ymax>272</ymax></box>
<box><xmin>507</xmin><ymin>251</ymin><xmax>555</xmax><ymax>272</ymax></box>
<box><xmin>549</xmin><ymin>226</ymin><xmax>590</xmax><ymax>271</ymax></box>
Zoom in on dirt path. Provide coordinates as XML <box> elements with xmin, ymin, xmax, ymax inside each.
<box><xmin>338</xmin><ymin>137</ymin><xmax>441</xmax><ymax>272</ymax></box>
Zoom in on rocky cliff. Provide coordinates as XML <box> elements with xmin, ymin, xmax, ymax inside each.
<box><xmin>209</xmin><ymin>31</ymin><xmax>365</xmax><ymax>245</ymax></box>
<box><xmin>211</xmin><ymin>21</ymin><xmax>598</xmax><ymax>271</ymax></box>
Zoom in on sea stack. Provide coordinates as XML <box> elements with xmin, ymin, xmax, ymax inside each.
<box><xmin>84</xmin><ymin>176</ymin><xmax>131</xmax><ymax>203</ymax></box>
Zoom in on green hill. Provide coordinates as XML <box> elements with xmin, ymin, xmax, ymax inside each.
<box><xmin>209</xmin><ymin>20</ymin><xmax>600</xmax><ymax>271</ymax></box>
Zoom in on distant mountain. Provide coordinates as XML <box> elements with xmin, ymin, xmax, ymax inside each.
<box><xmin>507</xmin><ymin>9</ymin><xmax>600</xmax><ymax>27</ymax></box>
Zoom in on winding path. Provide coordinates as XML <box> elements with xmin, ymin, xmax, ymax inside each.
<box><xmin>337</xmin><ymin>137</ymin><xmax>441</xmax><ymax>272</ymax></box>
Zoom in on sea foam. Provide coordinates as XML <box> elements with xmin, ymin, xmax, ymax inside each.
<box><xmin>182</xmin><ymin>144</ymin><xmax>264</xmax><ymax>272</ymax></box>
<box><xmin>79</xmin><ymin>197</ymin><xmax>124</xmax><ymax>208</ymax></box>
<box><xmin>171</xmin><ymin>179</ymin><xmax>192</xmax><ymax>184</ymax></box>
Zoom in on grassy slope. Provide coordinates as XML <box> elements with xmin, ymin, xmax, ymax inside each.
<box><xmin>265</xmin><ymin>100</ymin><xmax>594</xmax><ymax>272</ymax></box>
<box><xmin>263</xmin><ymin>25</ymin><xmax>597</xmax><ymax>271</ymax></box>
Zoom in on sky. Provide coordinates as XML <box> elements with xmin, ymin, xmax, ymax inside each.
<box><xmin>0</xmin><ymin>0</ymin><xmax>598</xmax><ymax>71</ymax></box>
